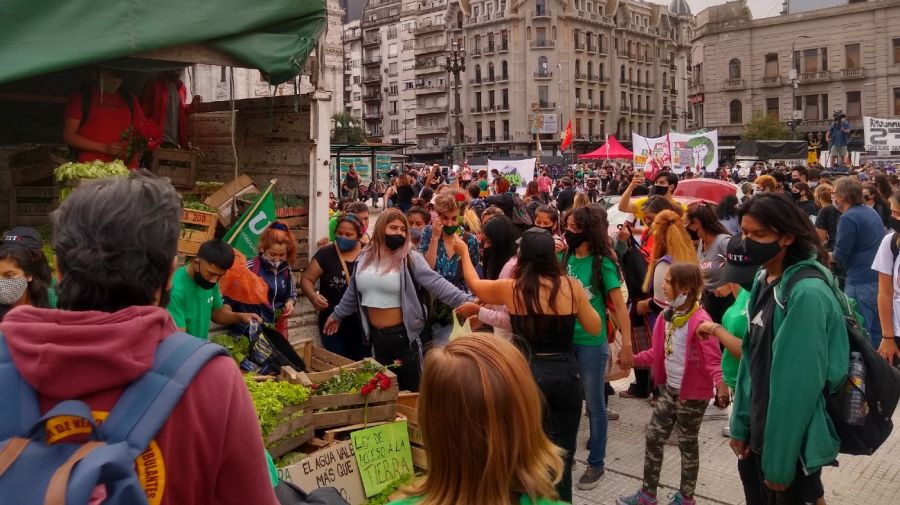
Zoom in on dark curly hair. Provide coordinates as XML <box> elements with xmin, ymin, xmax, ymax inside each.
<box><xmin>563</xmin><ymin>205</ymin><xmax>622</xmax><ymax>294</ymax></box>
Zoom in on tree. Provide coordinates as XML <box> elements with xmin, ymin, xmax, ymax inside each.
<box><xmin>742</xmin><ymin>110</ymin><xmax>791</xmax><ymax>140</ymax></box>
<box><xmin>331</xmin><ymin>111</ymin><xmax>367</xmax><ymax>144</ymax></box>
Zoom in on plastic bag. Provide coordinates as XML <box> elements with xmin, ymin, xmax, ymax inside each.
<box><xmin>219</xmin><ymin>249</ymin><xmax>269</xmax><ymax>305</ymax></box>
<box><xmin>448</xmin><ymin>314</ymin><xmax>473</xmax><ymax>342</ymax></box>
<box><xmin>606</xmin><ymin>332</ymin><xmax>630</xmax><ymax>382</ymax></box>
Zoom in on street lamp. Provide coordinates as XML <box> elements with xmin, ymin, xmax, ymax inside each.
<box><xmin>444</xmin><ymin>40</ymin><xmax>466</xmax><ymax>166</ymax></box>
<box><xmin>790</xmin><ymin>35</ymin><xmax>812</xmax><ymax>139</ymax></box>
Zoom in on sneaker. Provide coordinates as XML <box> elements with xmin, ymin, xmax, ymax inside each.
<box><xmin>617</xmin><ymin>489</ymin><xmax>657</xmax><ymax>505</ymax></box>
<box><xmin>607</xmin><ymin>408</ymin><xmax>620</xmax><ymax>420</ymax></box>
<box><xmin>722</xmin><ymin>423</ymin><xmax>731</xmax><ymax>438</ymax></box>
<box><xmin>576</xmin><ymin>465</ymin><xmax>605</xmax><ymax>490</ymax></box>
<box><xmin>619</xmin><ymin>388</ymin><xmax>648</xmax><ymax>399</ymax></box>
<box><xmin>665</xmin><ymin>493</ymin><xmax>696</xmax><ymax>505</ymax></box>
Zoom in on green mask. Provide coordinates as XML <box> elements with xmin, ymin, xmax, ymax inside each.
<box><xmin>443</xmin><ymin>225</ymin><xmax>460</xmax><ymax>235</ymax></box>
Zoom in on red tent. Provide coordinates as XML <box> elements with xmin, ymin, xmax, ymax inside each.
<box><xmin>579</xmin><ymin>136</ymin><xmax>634</xmax><ymax>160</ymax></box>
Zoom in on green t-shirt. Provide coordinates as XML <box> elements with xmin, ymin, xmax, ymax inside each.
<box><xmin>720</xmin><ymin>288</ymin><xmax>750</xmax><ymax>389</ymax></box>
<box><xmin>166</xmin><ymin>266</ymin><xmax>223</xmax><ymax>341</ymax></box>
<box><xmin>328</xmin><ymin>214</ymin><xmax>339</xmax><ymax>241</ymax></box>
<box><xmin>565</xmin><ymin>253</ymin><xmax>620</xmax><ymax>346</ymax></box>
<box><xmin>389</xmin><ymin>494</ymin><xmax>567</xmax><ymax>505</ymax></box>
<box><xmin>48</xmin><ymin>277</ymin><xmax>58</xmax><ymax>308</ymax></box>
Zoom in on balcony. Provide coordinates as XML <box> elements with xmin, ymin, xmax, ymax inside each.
<box><xmin>414</xmin><ymin>60</ymin><xmax>442</xmax><ymax>73</ymax></box>
<box><xmin>414</xmin><ymin>83</ymin><xmax>446</xmax><ymax>95</ymax></box>
<box><xmin>688</xmin><ymin>81</ymin><xmax>704</xmax><ymax>94</ymax></box>
<box><xmin>366</xmin><ymin>129</ymin><xmax>383</xmax><ymax>137</ymax></box>
<box><xmin>534</xmin><ymin>7</ymin><xmax>552</xmax><ymax>18</ymax></box>
<box><xmin>588</xmin><ymin>103</ymin><xmax>599</xmax><ymax>110</ymax></box>
<box><xmin>414</xmin><ymin>23</ymin><xmax>442</xmax><ymax>34</ymax></box>
<box><xmin>418</xmin><ymin>125</ymin><xmax>450</xmax><ymax>135</ymax></box>
<box><xmin>798</xmin><ymin>71</ymin><xmax>830</xmax><ymax>83</ymax></box>
<box><xmin>574</xmin><ymin>72</ymin><xmax>587</xmax><ymax>82</ymax></box>
<box><xmin>839</xmin><ymin>67</ymin><xmax>866</xmax><ymax>80</ymax></box>
<box><xmin>575</xmin><ymin>101</ymin><xmax>588</xmax><ymax>110</ymax></box>
<box><xmin>532</xmin><ymin>101</ymin><xmax>556</xmax><ymax>110</ymax></box>
<box><xmin>362</xmin><ymin>93</ymin><xmax>382</xmax><ymax>102</ymax></box>
<box><xmin>484</xmin><ymin>44</ymin><xmax>495</xmax><ymax>55</ymax></box>
<box><xmin>598</xmin><ymin>47</ymin><xmax>609</xmax><ymax>56</ymax></box>
<box><xmin>470</xmin><ymin>48</ymin><xmax>481</xmax><ymax>58</ymax></box>
<box><xmin>670</xmin><ymin>88</ymin><xmax>678</xmax><ymax>96</ymax></box>
<box><xmin>599</xmin><ymin>105</ymin><xmax>611</xmax><ymax>112</ymax></box>
<box><xmin>417</xmin><ymin>106</ymin><xmax>446</xmax><ymax>115</ymax></box>
<box><xmin>574</xmin><ymin>42</ymin><xmax>585</xmax><ymax>52</ymax></box>
<box><xmin>760</xmin><ymin>75</ymin><xmax>782</xmax><ymax>87</ymax></box>
<box><xmin>362</xmin><ymin>56</ymin><xmax>382</xmax><ymax>66</ymax></box>
<box><xmin>496</xmin><ymin>73</ymin><xmax>510</xmax><ymax>83</ymax></box>
<box><xmin>534</xmin><ymin>70</ymin><xmax>553</xmax><ymax>79</ymax></box>
<box><xmin>498</xmin><ymin>41</ymin><xmax>509</xmax><ymax>53</ymax></box>
<box><xmin>483</xmin><ymin>75</ymin><xmax>496</xmax><ymax>84</ymax></box>
<box><xmin>660</xmin><ymin>58</ymin><xmax>672</xmax><ymax>66</ymax></box>
<box><xmin>530</xmin><ymin>39</ymin><xmax>555</xmax><ymax>49</ymax></box>
<box><xmin>586</xmin><ymin>44</ymin><xmax>595</xmax><ymax>53</ymax></box>
<box><xmin>415</xmin><ymin>44</ymin><xmax>446</xmax><ymax>55</ymax></box>
<box><xmin>469</xmin><ymin>77</ymin><xmax>483</xmax><ymax>85</ymax></box>
<box><xmin>470</xmin><ymin>106</ymin><xmax>483</xmax><ymax>114</ymax></box>
<box><xmin>363</xmin><ymin>33</ymin><xmax>381</xmax><ymax>46</ymax></box>
<box><xmin>363</xmin><ymin>73</ymin><xmax>382</xmax><ymax>83</ymax></box>
<box><xmin>497</xmin><ymin>103</ymin><xmax>510</xmax><ymax>111</ymax></box>
<box><xmin>389</xmin><ymin>128</ymin><xmax>400</xmax><ymax>134</ymax></box>
<box><xmin>663</xmin><ymin>107</ymin><xmax>671</xmax><ymax>116</ymax></box>
<box><xmin>724</xmin><ymin>78</ymin><xmax>745</xmax><ymax>90</ymax></box>
<box><xmin>621</xmin><ymin>105</ymin><xmax>630</xmax><ymax>112</ymax></box>
<box><xmin>363</xmin><ymin>111</ymin><xmax>382</xmax><ymax>120</ymax></box>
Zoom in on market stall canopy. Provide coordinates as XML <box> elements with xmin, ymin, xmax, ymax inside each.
<box><xmin>673</xmin><ymin>179</ymin><xmax>737</xmax><ymax>203</ymax></box>
<box><xmin>0</xmin><ymin>0</ymin><xmax>326</xmax><ymax>85</ymax></box>
<box><xmin>735</xmin><ymin>140</ymin><xmax>807</xmax><ymax>160</ymax></box>
<box><xmin>579</xmin><ymin>136</ymin><xmax>634</xmax><ymax>160</ymax></box>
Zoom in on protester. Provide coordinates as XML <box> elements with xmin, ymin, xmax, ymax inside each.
<box><xmin>0</xmin><ymin>173</ymin><xmax>278</xmax><ymax>503</ymax></box>
<box><xmin>563</xmin><ymin>206</ymin><xmax>633</xmax><ymax>490</ymax></box>
<box><xmin>730</xmin><ymin>193</ymin><xmax>848</xmax><ymax>505</ymax></box>
<box><xmin>168</xmin><ymin>239</ymin><xmax>261</xmax><ymax>340</ymax></box>
<box><xmin>473</xmin><ymin>216</ymin><xmax>520</xmax><ymax>339</ymax></box>
<box><xmin>618</xmin><ymin>171</ymin><xmax>683</xmax><ymax>223</ymax></box>
<box><xmin>556</xmin><ymin>177</ymin><xmax>577</xmax><ymax>213</ymax></box>
<box><xmin>832</xmin><ymin>177</ymin><xmax>885</xmax><ymax>346</ymax></box>
<box><xmin>617</xmin><ymin>263</ymin><xmax>726</xmax><ymax>505</ymax></box>
<box><xmin>814</xmin><ymin>184</ymin><xmax>841</xmax><ymax>250</ymax></box>
<box><xmin>826</xmin><ymin>113</ymin><xmax>851</xmax><ymax>167</ymax></box>
<box><xmin>538</xmin><ymin>169</ymin><xmax>553</xmax><ymax>204</ymax></box>
<box><xmin>791</xmin><ymin>182</ymin><xmax>819</xmax><ymax>219</ymax></box>
<box><xmin>754</xmin><ymin>175</ymin><xmax>778</xmax><ymax>193</ymax></box>
<box><xmin>716</xmin><ymin>194</ymin><xmax>741</xmax><ymax>235</ymax></box>
<box><xmin>863</xmin><ymin>181</ymin><xmax>890</xmax><ymax>227</ymax></box>
<box><xmin>0</xmin><ymin>245</ymin><xmax>51</xmax><ymax>321</ymax></box>
<box><xmin>325</xmin><ymin>209</ymin><xmax>476</xmax><ymax>391</ymax></box>
<box><xmin>395</xmin><ymin>174</ymin><xmax>415</xmax><ymax>213</ymax></box>
<box><xmin>300</xmin><ymin>214</ymin><xmax>368</xmax><ymax>361</ymax></box>
<box><xmin>572</xmin><ymin>192</ymin><xmax>590</xmax><ymax>211</ymax></box>
<box><xmin>406</xmin><ymin>206</ymin><xmax>430</xmax><ymax>251</ymax></box>
<box><xmin>453</xmin><ymin>227</ymin><xmax>602</xmax><ymax>503</ymax></box>
<box><xmin>534</xmin><ymin>205</ymin><xmax>566</xmax><ymax>252</ymax></box>
<box><xmin>343</xmin><ymin>163</ymin><xmax>361</xmax><ymax>201</ymax></box>
<box><xmin>241</xmin><ymin>222</ymin><xmax>298</xmax><ymax>337</ymax></box>
<box><xmin>484</xmin><ymin>177</ymin><xmax>518</xmax><ymax>221</ymax></box>
<box><xmin>389</xmin><ymin>333</ymin><xmax>566</xmax><ymax>505</ymax></box>
<box><xmin>872</xmin><ymin>190</ymin><xmax>900</xmax><ymax>363</ymax></box>
<box><xmin>2</xmin><ymin>227</ymin><xmax>55</xmax><ymax>307</ymax></box>
<box><xmin>685</xmin><ymin>203</ymin><xmax>733</xmax><ymax>323</ymax></box>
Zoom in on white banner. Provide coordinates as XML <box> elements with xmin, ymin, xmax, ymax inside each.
<box><xmin>863</xmin><ymin>116</ymin><xmax>900</xmax><ymax>152</ymax></box>
<box><xmin>632</xmin><ymin>131</ymin><xmax>719</xmax><ymax>176</ymax></box>
<box><xmin>488</xmin><ymin>158</ymin><xmax>536</xmax><ymax>193</ymax></box>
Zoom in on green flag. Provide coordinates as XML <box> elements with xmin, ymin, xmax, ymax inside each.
<box><xmin>224</xmin><ymin>183</ymin><xmax>277</xmax><ymax>259</ymax></box>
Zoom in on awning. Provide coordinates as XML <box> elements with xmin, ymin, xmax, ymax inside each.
<box><xmin>579</xmin><ymin>136</ymin><xmax>634</xmax><ymax>160</ymax></box>
<box><xmin>0</xmin><ymin>0</ymin><xmax>326</xmax><ymax>85</ymax></box>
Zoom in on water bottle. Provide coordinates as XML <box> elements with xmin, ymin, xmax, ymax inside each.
<box><xmin>844</xmin><ymin>352</ymin><xmax>868</xmax><ymax>426</ymax></box>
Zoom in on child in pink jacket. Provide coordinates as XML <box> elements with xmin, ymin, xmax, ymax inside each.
<box><xmin>618</xmin><ymin>262</ymin><xmax>729</xmax><ymax>505</ymax></box>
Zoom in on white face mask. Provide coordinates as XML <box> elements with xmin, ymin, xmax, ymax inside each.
<box><xmin>668</xmin><ymin>292</ymin><xmax>688</xmax><ymax>308</ymax></box>
<box><xmin>0</xmin><ymin>277</ymin><xmax>28</xmax><ymax>305</ymax></box>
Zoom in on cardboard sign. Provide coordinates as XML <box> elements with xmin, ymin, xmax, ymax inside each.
<box><xmin>277</xmin><ymin>440</ymin><xmax>367</xmax><ymax>505</ymax></box>
<box><xmin>351</xmin><ymin>421</ymin><xmax>414</xmax><ymax>497</ymax></box>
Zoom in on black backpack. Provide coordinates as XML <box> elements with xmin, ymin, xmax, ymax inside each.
<box><xmin>783</xmin><ymin>267</ymin><xmax>900</xmax><ymax>455</ymax></box>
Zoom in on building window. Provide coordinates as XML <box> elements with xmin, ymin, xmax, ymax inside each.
<box><xmin>728</xmin><ymin>58</ymin><xmax>741</xmax><ymax>79</ymax></box>
<box><xmin>390</xmin><ymin>101</ymin><xmax>398</xmax><ymax>114</ymax></box>
<box><xmin>894</xmin><ymin>38</ymin><xmax>900</xmax><ymax>64</ymax></box>
<box><xmin>766</xmin><ymin>97</ymin><xmax>779</xmax><ymax>118</ymax></box>
<box><xmin>502</xmin><ymin>88</ymin><xmax>509</xmax><ymax>108</ymax></box>
<box><xmin>575</xmin><ymin>118</ymin><xmax>582</xmax><ymax>137</ymax></box>
<box><xmin>845</xmin><ymin>43</ymin><xmax>861</xmax><ymax>69</ymax></box>
<box><xmin>488</xmin><ymin>62</ymin><xmax>495</xmax><ymax>80</ymax></box>
<box><xmin>802</xmin><ymin>95</ymin><xmax>819</xmax><ymax>121</ymax></box>
<box><xmin>388</xmin><ymin>43</ymin><xmax>398</xmax><ymax>57</ymax></box>
<box><xmin>475</xmin><ymin>64</ymin><xmax>482</xmax><ymax>82</ymax></box>
<box><xmin>538</xmin><ymin>86</ymin><xmax>549</xmax><ymax>105</ymax></box>
<box><xmin>764</xmin><ymin>53</ymin><xmax>778</xmax><ymax>78</ymax></box>
<box><xmin>503</xmin><ymin>120</ymin><xmax>510</xmax><ymax>140</ymax></box>
<box><xmin>538</xmin><ymin>56</ymin><xmax>549</xmax><ymax>73</ymax></box>
<box><xmin>475</xmin><ymin>91</ymin><xmax>482</xmax><ymax>109</ymax></box>
<box><xmin>488</xmin><ymin>90</ymin><xmax>495</xmax><ymax>108</ymax></box>
<box><xmin>894</xmin><ymin>88</ymin><xmax>900</xmax><ymax>115</ymax></box>
<box><xmin>476</xmin><ymin>122</ymin><xmax>482</xmax><ymax>141</ymax></box>
<box><xmin>501</xmin><ymin>60</ymin><xmax>509</xmax><ymax>78</ymax></box>
<box><xmin>575</xmin><ymin>59</ymin><xmax>581</xmax><ymax>76</ymax></box>
<box><xmin>489</xmin><ymin>121</ymin><xmax>496</xmax><ymax>140</ymax></box>
<box><xmin>587</xmin><ymin>61</ymin><xmax>594</xmax><ymax>77</ymax></box>
<box><xmin>846</xmin><ymin>91</ymin><xmax>861</xmax><ymax>118</ymax></box>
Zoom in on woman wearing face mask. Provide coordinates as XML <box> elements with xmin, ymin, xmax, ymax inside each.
<box><xmin>791</xmin><ymin>182</ymin><xmax>819</xmax><ymax>219</ymax></box>
<box><xmin>562</xmin><ymin>206</ymin><xmax>633</xmax><ymax>490</ymax></box>
<box><xmin>685</xmin><ymin>203</ymin><xmax>734</xmax><ymax>323</ymax></box>
<box><xmin>405</xmin><ymin>207</ymin><xmax>430</xmax><ymax>250</ymax></box>
<box><xmin>325</xmin><ymin>209</ymin><xmax>477</xmax><ymax>391</ymax></box>
<box><xmin>0</xmin><ymin>246</ymin><xmax>51</xmax><ymax>321</ymax></box>
<box><xmin>534</xmin><ymin>205</ymin><xmax>566</xmax><ymax>253</ymax></box>
<box><xmin>728</xmin><ymin>193</ymin><xmax>847</xmax><ymax>505</ymax></box>
<box><xmin>300</xmin><ymin>215</ymin><xmax>368</xmax><ymax>360</ymax></box>
<box><xmin>872</xmin><ymin>190</ymin><xmax>900</xmax><ymax>364</ymax></box>
<box><xmin>419</xmin><ymin>190</ymin><xmax>482</xmax><ymax>344</ymax></box>
<box><xmin>863</xmin><ymin>182</ymin><xmax>890</xmax><ymax>228</ymax></box>
<box><xmin>471</xmin><ymin>216</ymin><xmax>520</xmax><ymax>339</ymax></box>
<box><xmin>451</xmin><ymin>227</ymin><xmax>602</xmax><ymax>503</ymax></box>
<box><xmin>242</xmin><ymin>222</ymin><xmax>299</xmax><ymax>338</ymax></box>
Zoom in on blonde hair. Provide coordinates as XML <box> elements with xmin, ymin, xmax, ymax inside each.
<box><xmin>360</xmin><ymin>208</ymin><xmax>409</xmax><ymax>273</ymax></box>
<box><xmin>406</xmin><ymin>333</ymin><xmax>563</xmax><ymax>505</ymax></box>
<box><xmin>815</xmin><ymin>184</ymin><xmax>832</xmax><ymax>205</ymax></box>
<box><xmin>643</xmin><ymin>210</ymin><xmax>698</xmax><ymax>292</ymax></box>
<box><xmin>433</xmin><ymin>190</ymin><xmax>459</xmax><ymax>215</ymax></box>
<box><xmin>572</xmin><ymin>192</ymin><xmax>590</xmax><ymax>210</ymax></box>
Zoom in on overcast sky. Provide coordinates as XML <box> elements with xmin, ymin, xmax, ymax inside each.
<box><xmin>648</xmin><ymin>0</ymin><xmax>786</xmax><ymax>20</ymax></box>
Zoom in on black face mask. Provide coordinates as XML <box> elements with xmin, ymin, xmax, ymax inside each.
<box><xmin>890</xmin><ymin>218</ymin><xmax>900</xmax><ymax>234</ymax></box>
<box><xmin>538</xmin><ymin>225</ymin><xmax>555</xmax><ymax>235</ymax></box>
<box><xmin>650</xmin><ymin>184</ymin><xmax>668</xmax><ymax>196</ymax></box>
<box><xmin>193</xmin><ymin>270</ymin><xmax>217</xmax><ymax>291</ymax></box>
<box><xmin>687</xmin><ymin>227</ymin><xmax>700</xmax><ymax>242</ymax></box>
<box><xmin>743</xmin><ymin>237</ymin><xmax>782</xmax><ymax>266</ymax></box>
<box><xmin>384</xmin><ymin>233</ymin><xmax>406</xmax><ymax>251</ymax></box>
<box><xmin>791</xmin><ymin>178</ymin><xmax>801</xmax><ymax>185</ymax></box>
<box><xmin>791</xmin><ymin>191</ymin><xmax>801</xmax><ymax>201</ymax></box>
<box><xmin>564</xmin><ymin>230</ymin><xmax>587</xmax><ymax>250</ymax></box>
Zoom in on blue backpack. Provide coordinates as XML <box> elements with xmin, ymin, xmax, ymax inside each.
<box><xmin>0</xmin><ymin>332</ymin><xmax>226</xmax><ymax>504</ymax></box>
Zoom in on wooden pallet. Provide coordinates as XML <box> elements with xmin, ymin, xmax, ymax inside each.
<box><xmin>266</xmin><ymin>405</ymin><xmax>315</xmax><ymax>459</ymax></box>
<box><xmin>287</xmin><ymin>359</ymin><xmax>399</xmax><ymax>430</ymax></box>
<box><xmin>292</xmin><ymin>341</ymin><xmax>355</xmax><ymax>373</ymax></box>
<box><xmin>397</xmin><ymin>393</ymin><xmax>427</xmax><ymax>470</ymax></box>
<box><xmin>150</xmin><ymin>148</ymin><xmax>198</xmax><ymax>189</ymax></box>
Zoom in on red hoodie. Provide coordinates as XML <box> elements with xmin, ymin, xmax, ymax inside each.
<box><xmin>0</xmin><ymin>305</ymin><xmax>278</xmax><ymax>505</ymax></box>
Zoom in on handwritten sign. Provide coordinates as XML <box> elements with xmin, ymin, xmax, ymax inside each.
<box><xmin>277</xmin><ymin>440</ymin><xmax>367</xmax><ymax>505</ymax></box>
<box><xmin>351</xmin><ymin>421</ymin><xmax>414</xmax><ymax>497</ymax></box>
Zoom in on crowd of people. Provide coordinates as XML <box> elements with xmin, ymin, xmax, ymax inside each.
<box><xmin>1</xmin><ymin>155</ymin><xmax>899</xmax><ymax>505</ymax></box>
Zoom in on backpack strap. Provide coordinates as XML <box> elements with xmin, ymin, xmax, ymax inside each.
<box><xmin>99</xmin><ymin>333</ymin><xmax>227</xmax><ymax>457</ymax></box>
<box><xmin>778</xmin><ymin>266</ymin><xmax>829</xmax><ymax>311</ymax></box>
<box><xmin>0</xmin><ymin>334</ymin><xmax>41</xmax><ymax>438</ymax></box>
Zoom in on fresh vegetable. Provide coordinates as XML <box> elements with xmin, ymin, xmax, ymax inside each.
<box><xmin>311</xmin><ymin>360</ymin><xmax>396</xmax><ymax>396</ymax></box>
<box><xmin>210</xmin><ymin>334</ymin><xmax>249</xmax><ymax>364</ymax></box>
<box><xmin>183</xmin><ymin>200</ymin><xmax>215</xmax><ymax>213</ymax></box>
<box><xmin>53</xmin><ymin>160</ymin><xmax>130</xmax><ymax>183</ymax></box>
<box><xmin>243</xmin><ymin>375</ymin><xmax>310</xmax><ymax>438</ymax></box>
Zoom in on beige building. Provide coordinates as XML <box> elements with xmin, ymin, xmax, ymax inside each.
<box><xmin>689</xmin><ymin>0</ymin><xmax>900</xmax><ymax>150</ymax></box>
<box><xmin>451</xmin><ymin>0</ymin><xmax>693</xmax><ymax>160</ymax></box>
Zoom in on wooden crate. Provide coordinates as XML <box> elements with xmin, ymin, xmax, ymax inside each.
<box><xmin>288</xmin><ymin>359</ymin><xmax>399</xmax><ymax>430</ymax></box>
<box><xmin>266</xmin><ymin>404</ymin><xmax>315</xmax><ymax>459</ymax></box>
<box><xmin>150</xmin><ymin>148</ymin><xmax>198</xmax><ymax>189</ymax></box>
<box><xmin>10</xmin><ymin>186</ymin><xmax>57</xmax><ymax>225</ymax></box>
<box><xmin>177</xmin><ymin>209</ymin><xmax>217</xmax><ymax>255</ymax></box>
<box><xmin>10</xmin><ymin>146</ymin><xmax>68</xmax><ymax>185</ymax></box>
<box><xmin>204</xmin><ymin>174</ymin><xmax>257</xmax><ymax>227</ymax></box>
<box><xmin>397</xmin><ymin>393</ymin><xmax>427</xmax><ymax>470</ymax></box>
<box><xmin>292</xmin><ymin>341</ymin><xmax>355</xmax><ymax>372</ymax></box>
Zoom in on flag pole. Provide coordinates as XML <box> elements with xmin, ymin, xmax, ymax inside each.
<box><xmin>225</xmin><ymin>179</ymin><xmax>278</xmax><ymax>245</ymax></box>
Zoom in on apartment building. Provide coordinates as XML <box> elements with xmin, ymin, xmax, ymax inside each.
<box><xmin>690</xmin><ymin>0</ymin><xmax>900</xmax><ymax>149</ymax></box>
<box><xmin>342</xmin><ymin>20</ymin><xmax>364</xmax><ymax>119</ymax></box>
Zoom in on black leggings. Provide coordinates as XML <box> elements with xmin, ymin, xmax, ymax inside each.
<box><xmin>370</xmin><ymin>324</ymin><xmax>421</xmax><ymax>392</ymax></box>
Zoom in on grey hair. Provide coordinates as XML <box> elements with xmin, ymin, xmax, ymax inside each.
<box><xmin>833</xmin><ymin>176</ymin><xmax>864</xmax><ymax>207</ymax></box>
<box><xmin>52</xmin><ymin>171</ymin><xmax>182</xmax><ymax>312</ymax></box>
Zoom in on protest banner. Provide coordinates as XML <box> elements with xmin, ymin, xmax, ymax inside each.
<box><xmin>633</xmin><ymin>131</ymin><xmax>719</xmax><ymax>176</ymax></box>
<box><xmin>487</xmin><ymin>158</ymin><xmax>536</xmax><ymax>194</ymax></box>
<box><xmin>278</xmin><ymin>439</ymin><xmax>367</xmax><ymax>505</ymax></box>
<box><xmin>863</xmin><ymin>116</ymin><xmax>900</xmax><ymax>152</ymax></box>
<box><xmin>351</xmin><ymin>421</ymin><xmax>414</xmax><ymax>497</ymax></box>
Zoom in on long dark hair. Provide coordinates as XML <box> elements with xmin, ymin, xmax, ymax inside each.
<box><xmin>563</xmin><ymin>206</ymin><xmax>622</xmax><ymax>293</ymax></box>
<box><xmin>0</xmin><ymin>245</ymin><xmax>52</xmax><ymax>319</ymax></box>
<box><xmin>513</xmin><ymin>239</ymin><xmax>570</xmax><ymax>335</ymax></box>
<box><xmin>686</xmin><ymin>202</ymin><xmax>729</xmax><ymax>236</ymax></box>
<box><xmin>738</xmin><ymin>193</ymin><xmax>829</xmax><ymax>267</ymax></box>
<box><xmin>716</xmin><ymin>194</ymin><xmax>739</xmax><ymax>220</ymax></box>
<box><xmin>482</xmin><ymin>216</ymin><xmax>518</xmax><ymax>280</ymax></box>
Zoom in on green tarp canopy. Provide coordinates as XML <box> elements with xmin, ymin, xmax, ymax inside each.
<box><xmin>0</xmin><ymin>0</ymin><xmax>327</xmax><ymax>85</ymax></box>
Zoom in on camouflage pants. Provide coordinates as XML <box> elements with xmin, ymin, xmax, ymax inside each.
<box><xmin>642</xmin><ymin>386</ymin><xmax>708</xmax><ymax>498</ymax></box>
